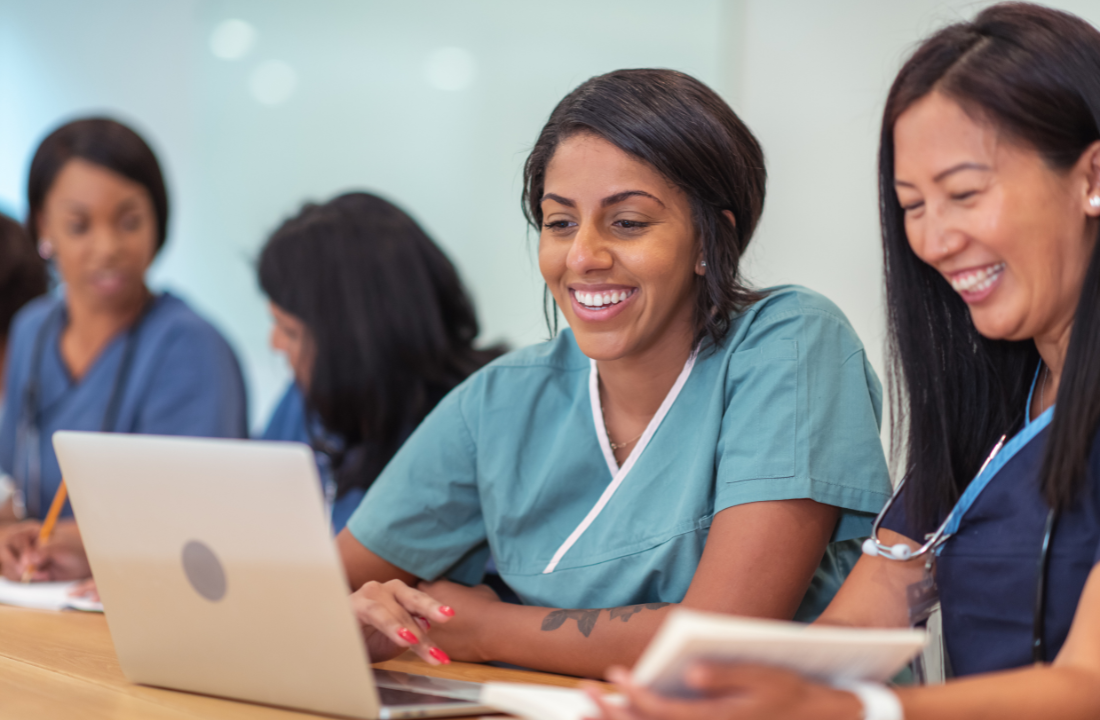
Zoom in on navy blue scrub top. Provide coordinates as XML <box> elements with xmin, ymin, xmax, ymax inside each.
<box><xmin>260</xmin><ymin>382</ymin><xmax>365</xmax><ymax>533</ymax></box>
<box><xmin>883</xmin><ymin>423</ymin><xmax>1100</xmax><ymax>676</ymax></box>
<box><xmin>0</xmin><ymin>292</ymin><xmax>248</xmax><ymax>519</ymax></box>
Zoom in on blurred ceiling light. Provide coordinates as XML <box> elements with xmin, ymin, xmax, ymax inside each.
<box><xmin>249</xmin><ymin>60</ymin><xmax>298</xmax><ymax>106</ymax></box>
<box><xmin>209</xmin><ymin>19</ymin><xmax>257</xmax><ymax>60</ymax></box>
<box><xmin>424</xmin><ymin>47</ymin><xmax>476</xmax><ymax>92</ymax></box>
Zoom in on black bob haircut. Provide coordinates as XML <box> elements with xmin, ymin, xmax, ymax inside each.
<box><xmin>522</xmin><ymin>68</ymin><xmax>767</xmax><ymax>349</ymax></box>
<box><xmin>259</xmin><ymin>192</ymin><xmax>504</xmax><ymax>499</ymax></box>
<box><xmin>879</xmin><ymin>2</ymin><xmax>1100</xmax><ymax>530</ymax></box>
<box><xmin>26</xmin><ymin>117</ymin><xmax>170</xmax><ymax>251</ymax></box>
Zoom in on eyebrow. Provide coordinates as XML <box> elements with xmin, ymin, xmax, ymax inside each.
<box><xmin>540</xmin><ymin>190</ymin><xmax>666</xmax><ymax>208</ymax></box>
<box><xmin>895</xmin><ymin>162</ymin><xmax>992</xmax><ymax>188</ymax></box>
<box><xmin>113</xmin><ymin>197</ymin><xmax>141</xmax><ymax>215</ymax></box>
<box><xmin>59</xmin><ymin>195</ymin><xmax>142</xmax><ymax>213</ymax></box>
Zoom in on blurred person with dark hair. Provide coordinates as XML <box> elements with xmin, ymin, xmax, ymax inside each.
<box><xmin>0</xmin><ymin>212</ymin><xmax>47</xmax><ymax>513</ymax></box>
<box><xmin>0</xmin><ymin>118</ymin><xmax>248</xmax><ymax>582</ymax></box>
<box><xmin>258</xmin><ymin>191</ymin><xmax>504</xmax><ymax>533</ymax></box>
<box><xmin>0</xmin><ymin>212</ymin><xmax>47</xmax><ymax>405</ymax></box>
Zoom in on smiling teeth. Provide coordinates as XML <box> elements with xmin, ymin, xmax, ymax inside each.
<box><xmin>950</xmin><ymin>263</ymin><xmax>1006</xmax><ymax>294</ymax></box>
<box><xmin>577</xmin><ymin>289</ymin><xmax>635</xmax><ymax>308</ymax></box>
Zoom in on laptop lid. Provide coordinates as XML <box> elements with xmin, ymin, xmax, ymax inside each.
<box><xmin>54</xmin><ymin>431</ymin><xmax>381</xmax><ymax>719</ymax></box>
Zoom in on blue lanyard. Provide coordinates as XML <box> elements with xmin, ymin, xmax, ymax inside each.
<box><xmin>940</xmin><ymin>366</ymin><xmax>1053</xmax><ymax>542</ymax></box>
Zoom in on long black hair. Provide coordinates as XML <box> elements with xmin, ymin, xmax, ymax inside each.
<box><xmin>27</xmin><ymin>117</ymin><xmax>170</xmax><ymax>250</ymax></box>
<box><xmin>522</xmin><ymin>68</ymin><xmax>766</xmax><ymax>348</ymax></box>
<box><xmin>259</xmin><ymin>191</ymin><xmax>503</xmax><ymax>498</ymax></box>
<box><xmin>880</xmin><ymin>3</ymin><xmax>1100</xmax><ymax>530</ymax></box>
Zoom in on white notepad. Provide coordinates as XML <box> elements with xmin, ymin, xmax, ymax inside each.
<box><xmin>480</xmin><ymin>609</ymin><xmax>926</xmax><ymax>720</ymax></box>
<box><xmin>633</xmin><ymin>609</ymin><xmax>926</xmax><ymax>692</ymax></box>
<box><xmin>480</xmin><ymin>685</ymin><xmax>623</xmax><ymax>720</ymax></box>
<box><xmin>0</xmin><ymin>578</ymin><xmax>104</xmax><ymax>612</ymax></box>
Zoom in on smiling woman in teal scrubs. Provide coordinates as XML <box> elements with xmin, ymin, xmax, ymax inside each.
<box><xmin>337</xmin><ymin>69</ymin><xmax>892</xmax><ymax>676</ymax></box>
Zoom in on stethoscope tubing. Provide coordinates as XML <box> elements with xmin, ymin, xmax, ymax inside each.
<box><xmin>863</xmin><ymin>433</ymin><xmax>1007</xmax><ymax>562</ymax></box>
<box><xmin>15</xmin><ymin>299</ymin><xmax>151</xmax><ymax>518</ymax></box>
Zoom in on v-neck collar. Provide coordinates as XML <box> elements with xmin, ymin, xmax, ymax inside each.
<box><xmin>541</xmin><ymin>348</ymin><xmax>698</xmax><ymax>574</ymax></box>
<box><xmin>589</xmin><ymin>351</ymin><xmax>698</xmax><ymax>476</ymax></box>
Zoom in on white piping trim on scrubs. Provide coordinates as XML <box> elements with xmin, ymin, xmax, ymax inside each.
<box><xmin>541</xmin><ymin>350</ymin><xmax>699</xmax><ymax>574</ymax></box>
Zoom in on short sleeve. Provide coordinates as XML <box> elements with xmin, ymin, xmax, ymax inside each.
<box><xmin>344</xmin><ymin>382</ymin><xmax>488</xmax><ymax>584</ymax></box>
<box><xmin>879</xmin><ymin>483</ymin><xmax>923</xmax><ymax>544</ymax></box>
<box><xmin>134</xmin><ymin>323</ymin><xmax>248</xmax><ymax>438</ymax></box>
<box><xmin>714</xmin><ymin>305</ymin><xmax>891</xmax><ymax>537</ymax></box>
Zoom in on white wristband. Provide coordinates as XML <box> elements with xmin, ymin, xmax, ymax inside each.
<box><xmin>839</xmin><ymin>681</ymin><xmax>904</xmax><ymax>720</ymax></box>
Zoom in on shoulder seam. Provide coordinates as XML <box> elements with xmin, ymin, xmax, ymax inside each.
<box><xmin>749</xmin><ymin>305</ymin><xmax>853</xmax><ymax>329</ymax></box>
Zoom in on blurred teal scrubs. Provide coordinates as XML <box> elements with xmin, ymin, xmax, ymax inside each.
<box><xmin>0</xmin><ymin>292</ymin><xmax>247</xmax><ymax>519</ymax></box>
<box><xmin>261</xmin><ymin>382</ymin><xmax>365</xmax><ymax>533</ymax></box>
<box><xmin>346</xmin><ymin>286</ymin><xmax>892</xmax><ymax>619</ymax></box>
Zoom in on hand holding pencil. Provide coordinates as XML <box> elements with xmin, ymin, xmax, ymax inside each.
<box><xmin>21</xmin><ymin>480</ymin><xmax>69</xmax><ymax>582</ymax></box>
<box><xmin>0</xmin><ymin>481</ymin><xmax>91</xmax><ymax>583</ymax></box>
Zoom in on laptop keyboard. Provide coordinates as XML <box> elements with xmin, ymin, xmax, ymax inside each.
<box><xmin>377</xmin><ymin>685</ymin><xmax>476</xmax><ymax>707</ymax></box>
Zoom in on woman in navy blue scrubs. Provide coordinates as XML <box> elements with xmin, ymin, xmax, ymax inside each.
<box><xmin>585</xmin><ymin>4</ymin><xmax>1100</xmax><ymax>719</ymax></box>
<box><xmin>0</xmin><ymin>118</ymin><xmax>247</xmax><ymax>581</ymax></box>
<box><xmin>257</xmin><ymin>191</ymin><xmax>503</xmax><ymax>533</ymax></box>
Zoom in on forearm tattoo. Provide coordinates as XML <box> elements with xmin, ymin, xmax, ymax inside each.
<box><xmin>540</xmin><ymin>603</ymin><xmax>671</xmax><ymax>638</ymax></box>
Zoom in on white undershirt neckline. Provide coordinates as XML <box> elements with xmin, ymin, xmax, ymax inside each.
<box><xmin>541</xmin><ymin>349</ymin><xmax>699</xmax><ymax>574</ymax></box>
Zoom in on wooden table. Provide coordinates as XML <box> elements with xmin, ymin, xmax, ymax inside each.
<box><xmin>0</xmin><ymin>605</ymin><xmax>582</xmax><ymax>719</ymax></box>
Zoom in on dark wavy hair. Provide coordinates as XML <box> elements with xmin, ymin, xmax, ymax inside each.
<box><xmin>27</xmin><ymin>117</ymin><xmax>170</xmax><ymax>251</ymax></box>
<box><xmin>522</xmin><ymin>68</ymin><xmax>767</xmax><ymax>348</ymax></box>
<box><xmin>880</xmin><ymin>3</ymin><xmax>1100</xmax><ymax>530</ymax></box>
<box><xmin>0</xmin><ymin>212</ymin><xmax>47</xmax><ymax>340</ymax></box>
<box><xmin>259</xmin><ymin>192</ymin><xmax>504</xmax><ymax>498</ymax></box>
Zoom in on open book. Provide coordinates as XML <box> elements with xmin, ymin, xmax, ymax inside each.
<box><xmin>0</xmin><ymin>578</ymin><xmax>104</xmax><ymax>612</ymax></box>
<box><xmin>481</xmin><ymin>609</ymin><xmax>926</xmax><ymax>720</ymax></box>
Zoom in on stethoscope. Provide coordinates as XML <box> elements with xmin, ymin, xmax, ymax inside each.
<box><xmin>861</xmin><ymin>434</ymin><xmax>1007</xmax><ymax>563</ymax></box>
<box><xmin>13</xmin><ymin>299</ymin><xmax>150</xmax><ymax>518</ymax></box>
<box><xmin>862</xmin><ymin>365</ymin><xmax>1058</xmax><ymax>664</ymax></box>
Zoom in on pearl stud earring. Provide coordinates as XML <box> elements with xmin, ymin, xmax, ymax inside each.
<box><xmin>700</xmin><ymin>260</ymin><xmax>707</xmax><ymax>268</ymax></box>
<box><xmin>1090</xmin><ymin>196</ymin><xmax>1100</xmax><ymax>209</ymax></box>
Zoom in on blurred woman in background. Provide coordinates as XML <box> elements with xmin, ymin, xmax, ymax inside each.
<box><xmin>258</xmin><ymin>191</ymin><xmax>504</xmax><ymax>532</ymax></box>
<box><xmin>0</xmin><ymin>117</ymin><xmax>248</xmax><ymax>582</ymax></box>
<box><xmin>0</xmin><ymin>212</ymin><xmax>47</xmax><ymax>407</ymax></box>
<box><xmin>0</xmin><ymin>212</ymin><xmax>47</xmax><ymax>514</ymax></box>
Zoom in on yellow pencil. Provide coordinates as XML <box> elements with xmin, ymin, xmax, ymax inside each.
<box><xmin>20</xmin><ymin>480</ymin><xmax>68</xmax><ymax>583</ymax></box>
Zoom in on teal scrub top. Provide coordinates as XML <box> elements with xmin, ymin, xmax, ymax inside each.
<box><xmin>346</xmin><ymin>285</ymin><xmax>891</xmax><ymax>619</ymax></box>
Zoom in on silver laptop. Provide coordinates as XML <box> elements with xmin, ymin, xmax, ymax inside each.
<box><xmin>53</xmin><ymin>431</ymin><xmax>490</xmax><ymax>719</ymax></box>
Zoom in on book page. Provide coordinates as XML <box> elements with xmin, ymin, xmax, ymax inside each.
<box><xmin>0</xmin><ymin>578</ymin><xmax>104</xmax><ymax>612</ymax></box>
<box><xmin>633</xmin><ymin>609</ymin><xmax>926</xmax><ymax>693</ymax></box>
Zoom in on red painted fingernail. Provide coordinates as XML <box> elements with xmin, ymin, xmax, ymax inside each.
<box><xmin>439</xmin><ymin>606</ymin><xmax>455</xmax><ymax>617</ymax></box>
<box><xmin>429</xmin><ymin>647</ymin><xmax>451</xmax><ymax>664</ymax></box>
<box><xmin>398</xmin><ymin>628</ymin><xmax>419</xmax><ymax>644</ymax></box>
<box><xmin>422</xmin><ymin>619</ymin><xmax>431</xmax><ymax>630</ymax></box>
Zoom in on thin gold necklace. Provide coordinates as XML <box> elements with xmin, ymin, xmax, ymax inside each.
<box><xmin>600</xmin><ymin>385</ymin><xmax>645</xmax><ymax>452</ymax></box>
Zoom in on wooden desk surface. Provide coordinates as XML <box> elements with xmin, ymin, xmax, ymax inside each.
<box><xmin>0</xmin><ymin>605</ymin><xmax>582</xmax><ymax>720</ymax></box>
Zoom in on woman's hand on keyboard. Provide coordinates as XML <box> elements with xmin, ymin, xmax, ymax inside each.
<box><xmin>349</xmin><ymin>578</ymin><xmax>456</xmax><ymax>665</ymax></box>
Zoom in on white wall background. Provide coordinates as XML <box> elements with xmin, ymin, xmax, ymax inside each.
<box><xmin>3</xmin><ymin>0</ymin><xmax>1099</xmax><ymax>431</ymax></box>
